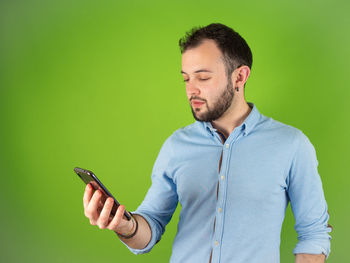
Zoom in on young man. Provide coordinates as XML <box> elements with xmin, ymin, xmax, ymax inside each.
<box><xmin>83</xmin><ymin>23</ymin><xmax>332</xmax><ymax>263</ymax></box>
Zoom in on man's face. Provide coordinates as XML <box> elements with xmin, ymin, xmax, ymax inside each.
<box><xmin>181</xmin><ymin>39</ymin><xmax>234</xmax><ymax>122</ymax></box>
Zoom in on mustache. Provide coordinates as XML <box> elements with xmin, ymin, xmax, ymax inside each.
<box><xmin>190</xmin><ymin>97</ymin><xmax>206</xmax><ymax>102</ymax></box>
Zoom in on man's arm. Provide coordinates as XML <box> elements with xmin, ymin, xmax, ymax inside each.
<box><xmin>287</xmin><ymin>131</ymin><xmax>332</xmax><ymax>259</ymax></box>
<box><xmin>295</xmin><ymin>253</ymin><xmax>325</xmax><ymax>263</ymax></box>
<box><xmin>119</xmin><ymin>135</ymin><xmax>179</xmax><ymax>254</ymax></box>
<box><xmin>82</xmin><ymin>135</ymin><xmax>178</xmax><ymax>254</ymax></box>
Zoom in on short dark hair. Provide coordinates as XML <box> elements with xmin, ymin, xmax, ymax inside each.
<box><xmin>179</xmin><ymin>23</ymin><xmax>253</xmax><ymax>77</ymax></box>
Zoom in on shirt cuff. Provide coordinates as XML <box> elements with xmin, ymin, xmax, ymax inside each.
<box><xmin>119</xmin><ymin>211</ymin><xmax>160</xmax><ymax>254</ymax></box>
<box><xmin>293</xmin><ymin>239</ymin><xmax>331</xmax><ymax>259</ymax></box>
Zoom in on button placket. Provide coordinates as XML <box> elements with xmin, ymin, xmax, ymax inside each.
<box><xmin>215</xmin><ymin>138</ymin><xmax>237</xmax><ymax>262</ymax></box>
<box><xmin>209</xmin><ymin>132</ymin><xmax>226</xmax><ymax>263</ymax></box>
<box><xmin>209</xmin><ymin>128</ymin><xmax>244</xmax><ymax>263</ymax></box>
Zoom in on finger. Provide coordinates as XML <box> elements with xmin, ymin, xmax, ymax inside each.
<box><xmin>83</xmin><ymin>183</ymin><xmax>93</xmax><ymax>210</ymax></box>
<box><xmin>107</xmin><ymin>204</ymin><xmax>128</xmax><ymax>231</ymax></box>
<box><xmin>85</xmin><ymin>190</ymin><xmax>103</xmax><ymax>221</ymax></box>
<box><xmin>96</xmin><ymin>197</ymin><xmax>114</xmax><ymax>229</ymax></box>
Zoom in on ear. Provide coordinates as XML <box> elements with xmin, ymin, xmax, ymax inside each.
<box><xmin>231</xmin><ymin>65</ymin><xmax>251</xmax><ymax>88</ymax></box>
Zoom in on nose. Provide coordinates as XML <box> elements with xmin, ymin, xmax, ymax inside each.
<box><xmin>186</xmin><ymin>80</ymin><xmax>200</xmax><ymax>97</ymax></box>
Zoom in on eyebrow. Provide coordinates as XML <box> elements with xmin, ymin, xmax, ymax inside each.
<box><xmin>181</xmin><ymin>69</ymin><xmax>213</xmax><ymax>74</ymax></box>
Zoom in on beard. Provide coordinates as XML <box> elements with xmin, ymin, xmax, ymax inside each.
<box><xmin>189</xmin><ymin>78</ymin><xmax>234</xmax><ymax>122</ymax></box>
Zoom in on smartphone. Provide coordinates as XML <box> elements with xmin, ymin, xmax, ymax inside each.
<box><xmin>74</xmin><ymin>167</ymin><xmax>131</xmax><ymax>221</ymax></box>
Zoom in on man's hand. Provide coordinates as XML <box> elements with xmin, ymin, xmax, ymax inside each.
<box><xmin>82</xmin><ymin>183</ymin><xmax>152</xmax><ymax>250</ymax></box>
<box><xmin>83</xmin><ymin>183</ymin><xmax>134</xmax><ymax>235</ymax></box>
<box><xmin>295</xmin><ymin>253</ymin><xmax>326</xmax><ymax>263</ymax></box>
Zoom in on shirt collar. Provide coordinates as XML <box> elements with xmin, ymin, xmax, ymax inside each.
<box><xmin>203</xmin><ymin>102</ymin><xmax>261</xmax><ymax>137</ymax></box>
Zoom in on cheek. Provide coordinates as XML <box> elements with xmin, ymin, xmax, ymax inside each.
<box><xmin>203</xmin><ymin>82</ymin><xmax>217</xmax><ymax>98</ymax></box>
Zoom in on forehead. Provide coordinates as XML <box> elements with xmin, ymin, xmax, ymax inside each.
<box><xmin>181</xmin><ymin>39</ymin><xmax>225</xmax><ymax>74</ymax></box>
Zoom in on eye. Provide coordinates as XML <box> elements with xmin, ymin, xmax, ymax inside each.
<box><xmin>183</xmin><ymin>79</ymin><xmax>189</xmax><ymax>82</ymax></box>
<box><xmin>199</xmin><ymin>78</ymin><xmax>210</xmax><ymax>81</ymax></box>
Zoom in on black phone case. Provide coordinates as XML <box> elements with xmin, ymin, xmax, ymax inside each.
<box><xmin>74</xmin><ymin>167</ymin><xmax>131</xmax><ymax>221</ymax></box>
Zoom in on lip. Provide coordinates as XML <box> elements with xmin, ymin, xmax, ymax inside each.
<box><xmin>192</xmin><ymin>100</ymin><xmax>205</xmax><ymax>107</ymax></box>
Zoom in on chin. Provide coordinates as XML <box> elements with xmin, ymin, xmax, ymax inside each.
<box><xmin>193</xmin><ymin>113</ymin><xmax>205</xmax><ymax>121</ymax></box>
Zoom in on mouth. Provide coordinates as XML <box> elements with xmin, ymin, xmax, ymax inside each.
<box><xmin>191</xmin><ymin>100</ymin><xmax>205</xmax><ymax>107</ymax></box>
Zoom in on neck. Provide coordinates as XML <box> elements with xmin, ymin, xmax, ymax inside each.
<box><xmin>211</xmin><ymin>99</ymin><xmax>252</xmax><ymax>139</ymax></box>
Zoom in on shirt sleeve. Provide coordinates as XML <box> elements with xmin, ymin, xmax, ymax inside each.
<box><xmin>286</xmin><ymin>130</ymin><xmax>332</xmax><ymax>259</ymax></box>
<box><xmin>120</xmin><ymin>135</ymin><xmax>178</xmax><ymax>254</ymax></box>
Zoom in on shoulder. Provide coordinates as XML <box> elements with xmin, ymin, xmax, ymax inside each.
<box><xmin>250</xmin><ymin>115</ymin><xmax>318</xmax><ymax>164</ymax></box>
<box><xmin>165</xmin><ymin>121</ymin><xmax>206</xmax><ymax>143</ymax></box>
<box><xmin>262</xmin><ymin>116</ymin><xmax>317</xmax><ymax>161</ymax></box>
<box><xmin>157</xmin><ymin>122</ymin><xmax>199</xmax><ymax>150</ymax></box>
<box><xmin>258</xmin><ymin>115</ymin><xmax>311</xmax><ymax>144</ymax></box>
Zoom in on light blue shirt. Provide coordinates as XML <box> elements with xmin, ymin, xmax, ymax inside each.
<box><xmin>121</xmin><ymin>102</ymin><xmax>332</xmax><ymax>263</ymax></box>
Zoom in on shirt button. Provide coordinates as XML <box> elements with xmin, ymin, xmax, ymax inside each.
<box><xmin>214</xmin><ymin>241</ymin><xmax>219</xmax><ymax>246</ymax></box>
<box><xmin>225</xmin><ymin>143</ymin><xmax>229</xmax><ymax>148</ymax></box>
<box><xmin>218</xmin><ymin>207</ymin><xmax>223</xmax><ymax>213</ymax></box>
<box><xmin>220</xmin><ymin>175</ymin><xmax>225</xmax><ymax>180</ymax></box>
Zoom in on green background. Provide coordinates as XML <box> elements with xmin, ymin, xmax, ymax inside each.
<box><xmin>1</xmin><ymin>0</ymin><xmax>349</xmax><ymax>262</ymax></box>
